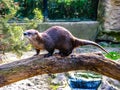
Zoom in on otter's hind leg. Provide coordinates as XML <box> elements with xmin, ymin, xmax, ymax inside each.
<box><xmin>59</xmin><ymin>49</ymin><xmax>72</xmax><ymax>57</ymax></box>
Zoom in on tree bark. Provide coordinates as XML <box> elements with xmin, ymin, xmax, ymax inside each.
<box><xmin>0</xmin><ymin>53</ymin><xmax>120</xmax><ymax>87</ymax></box>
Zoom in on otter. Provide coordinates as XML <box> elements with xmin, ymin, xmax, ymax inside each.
<box><xmin>24</xmin><ymin>26</ymin><xmax>110</xmax><ymax>57</ymax></box>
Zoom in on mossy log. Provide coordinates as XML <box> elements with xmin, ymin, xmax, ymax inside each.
<box><xmin>0</xmin><ymin>53</ymin><xmax>120</xmax><ymax>87</ymax></box>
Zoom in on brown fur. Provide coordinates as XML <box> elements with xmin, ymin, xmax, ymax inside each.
<box><xmin>24</xmin><ymin>26</ymin><xmax>110</xmax><ymax>57</ymax></box>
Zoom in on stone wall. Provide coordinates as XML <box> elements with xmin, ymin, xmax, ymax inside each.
<box><xmin>38</xmin><ymin>22</ymin><xmax>99</xmax><ymax>41</ymax></box>
<box><xmin>97</xmin><ymin>0</ymin><xmax>120</xmax><ymax>42</ymax></box>
<box><xmin>104</xmin><ymin>0</ymin><xmax>120</xmax><ymax>31</ymax></box>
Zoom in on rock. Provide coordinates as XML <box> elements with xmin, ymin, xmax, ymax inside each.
<box><xmin>98</xmin><ymin>42</ymin><xmax>109</xmax><ymax>47</ymax></box>
<box><xmin>51</xmin><ymin>73</ymin><xmax>67</xmax><ymax>86</ymax></box>
<box><xmin>97</xmin><ymin>0</ymin><xmax>120</xmax><ymax>42</ymax></box>
<box><xmin>101</xmin><ymin>0</ymin><xmax>120</xmax><ymax>31</ymax></box>
<box><xmin>97</xmin><ymin>31</ymin><xmax>120</xmax><ymax>42</ymax></box>
<box><xmin>97</xmin><ymin>2</ymin><xmax>120</xmax><ymax>43</ymax></box>
<box><xmin>100</xmin><ymin>76</ymin><xmax>120</xmax><ymax>90</ymax></box>
<box><xmin>97</xmin><ymin>34</ymin><xmax>115</xmax><ymax>42</ymax></box>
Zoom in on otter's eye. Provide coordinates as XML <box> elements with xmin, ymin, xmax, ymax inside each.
<box><xmin>27</xmin><ymin>32</ymin><xmax>31</xmax><ymax>35</ymax></box>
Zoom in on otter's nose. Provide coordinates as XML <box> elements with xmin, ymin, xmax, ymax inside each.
<box><xmin>23</xmin><ymin>32</ymin><xmax>27</xmax><ymax>36</ymax></box>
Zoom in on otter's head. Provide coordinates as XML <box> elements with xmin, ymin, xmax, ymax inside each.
<box><xmin>23</xmin><ymin>29</ymin><xmax>40</xmax><ymax>40</ymax></box>
<box><xmin>24</xmin><ymin>29</ymin><xmax>44</xmax><ymax>49</ymax></box>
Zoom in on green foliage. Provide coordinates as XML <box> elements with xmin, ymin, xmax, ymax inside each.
<box><xmin>33</xmin><ymin>8</ymin><xmax>43</xmax><ymax>21</ymax></box>
<box><xmin>0</xmin><ymin>20</ymin><xmax>40</xmax><ymax>56</ymax></box>
<box><xmin>0</xmin><ymin>0</ymin><xmax>43</xmax><ymax>22</ymax></box>
<box><xmin>48</xmin><ymin>0</ymin><xmax>99</xmax><ymax>20</ymax></box>
<box><xmin>0</xmin><ymin>0</ymin><xmax>98</xmax><ymax>21</ymax></box>
<box><xmin>0</xmin><ymin>0</ymin><xmax>42</xmax><ymax>56</ymax></box>
<box><xmin>14</xmin><ymin>0</ymin><xmax>43</xmax><ymax>20</ymax></box>
<box><xmin>1</xmin><ymin>22</ymin><xmax>28</xmax><ymax>56</ymax></box>
<box><xmin>0</xmin><ymin>21</ymin><xmax>37</xmax><ymax>57</ymax></box>
<box><xmin>50</xmin><ymin>84</ymin><xmax>60</xmax><ymax>90</ymax></box>
<box><xmin>0</xmin><ymin>1</ymin><xmax>22</xmax><ymax>55</ymax></box>
<box><xmin>0</xmin><ymin>0</ymin><xmax>18</xmax><ymax>20</ymax></box>
<box><xmin>105</xmin><ymin>52</ymin><xmax>120</xmax><ymax>60</ymax></box>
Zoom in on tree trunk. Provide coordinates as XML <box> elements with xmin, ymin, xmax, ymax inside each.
<box><xmin>0</xmin><ymin>53</ymin><xmax>120</xmax><ymax>87</ymax></box>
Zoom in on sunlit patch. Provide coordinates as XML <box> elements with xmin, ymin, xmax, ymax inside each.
<box><xmin>113</xmin><ymin>54</ymin><xmax>116</xmax><ymax>57</ymax></box>
<box><xmin>105</xmin><ymin>52</ymin><xmax>120</xmax><ymax>60</ymax></box>
<box><xmin>20</xmin><ymin>34</ymin><xmax>24</xmax><ymax>40</ymax></box>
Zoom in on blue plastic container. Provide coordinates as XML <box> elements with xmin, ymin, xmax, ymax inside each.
<box><xmin>68</xmin><ymin>78</ymin><xmax>101</xmax><ymax>90</ymax></box>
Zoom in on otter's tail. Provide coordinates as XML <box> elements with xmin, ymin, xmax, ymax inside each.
<box><xmin>74</xmin><ymin>38</ymin><xmax>110</xmax><ymax>55</ymax></box>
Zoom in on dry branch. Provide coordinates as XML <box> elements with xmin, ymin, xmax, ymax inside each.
<box><xmin>0</xmin><ymin>53</ymin><xmax>120</xmax><ymax>87</ymax></box>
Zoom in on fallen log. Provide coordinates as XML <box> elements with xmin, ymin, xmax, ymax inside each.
<box><xmin>0</xmin><ymin>53</ymin><xmax>120</xmax><ymax>87</ymax></box>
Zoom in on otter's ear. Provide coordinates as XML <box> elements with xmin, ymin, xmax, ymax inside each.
<box><xmin>34</xmin><ymin>31</ymin><xmax>40</xmax><ymax>35</ymax></box>
<box><xmin>34</xmin><ymin>32</ymin><xmax>38</xmax><ymax>35</ymax></box>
